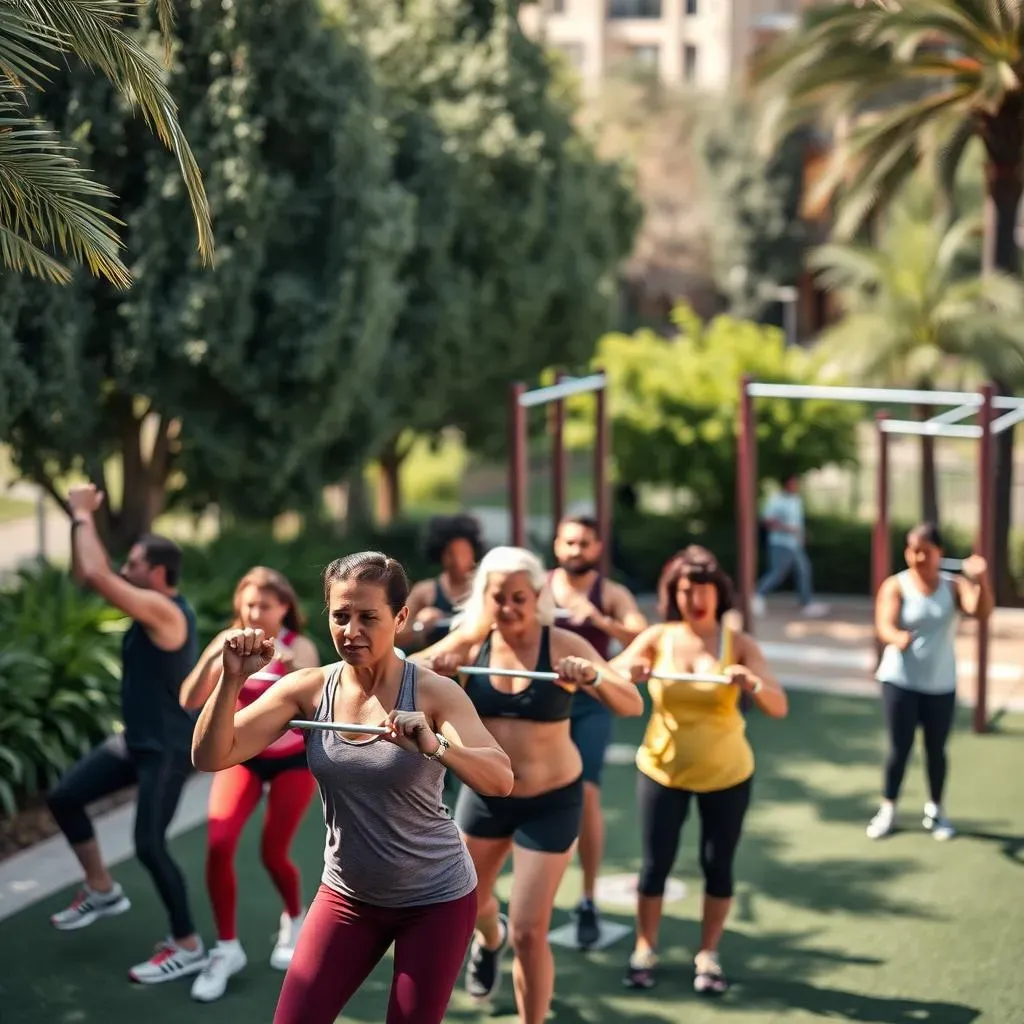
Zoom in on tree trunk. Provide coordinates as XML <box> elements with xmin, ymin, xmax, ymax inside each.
<box><xmin>375</xmin><ymin>436</ymin><xmax>406</xmax><ymax>526</ymax></box>
<box><xmin>982</xmin><ymin>104</ymin><xmax>1024</xmax><ymax>605</ymax></box>
<box><xmin>919</xmin><ymin>430</ymin><xmax>939</xmax><ymax>524</ymax></box>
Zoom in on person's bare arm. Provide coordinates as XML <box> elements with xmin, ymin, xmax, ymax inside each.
<box><xmin>553</xmin><ymin>628</ymin><xmax>644</xmax><ymax>717</ymax></box>
<box><xmin>730</xmin><ymin>634</ymin><xmax>788</xmax><ymax>719</ymax></box>
<box><xmin>71</xmin><ymin>509</ymin><xmax>186</xmax><ymax>650</ymax></box>
<box><xmin>955</xmin><ymin>555</ymin><xmax>994</xmax><ymax>621</ymax></box>
<box><xmin>283</xmin><ymin>634</ymin><xmax>322</xmax><ymax>670</ymax></box>
<box><xmin>180</xmin><ymin>630</ymin><xmax>230</xmax><ymax>710</ymax></box>
<box><xmin>419</xmin><ymin>671</ymin><xmax>513</xmax><ymax>796</ymax></box>
<box><xmin>875</xmin><ymin>576</ymin><xmax>911</xmax><ymax>650</ymax></box>
<box><xmin>396</xmin><ymin>580</ymin><xmax>436</xmax><ymax>649</ymax></box>
<box><xmin>410</xmin><ymin>621</ymin><xmax>487</xmax><ymax>673</ymax></box>
<box><xmin>610</xmin><ymin>624</ymin><xmax>665</xmax><ymax>681</ymax></box>
<box><xmin>599</xmin><ymin>582</ymin><xmax>649</xmax><ymax>646</ymax></box>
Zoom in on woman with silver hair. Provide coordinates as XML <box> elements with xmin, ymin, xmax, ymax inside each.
<box><xmin>412</xmin><ymin>546</ymin><xmax>642</xmax><ymax>1024</ymax></box>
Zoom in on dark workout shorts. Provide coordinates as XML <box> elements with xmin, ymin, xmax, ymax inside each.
<box><xmin>570</xmin><ymin>692</ymin><xmax>614</xmax><ymax>786</ymax></box>
<box><xmin>242</xmin><ymin>751</ymin><xmax>309</xmax><ymax>783</ymax></box>
<box><xmin>454</xmin><ymin>775</ymin><xmax>584</xmax><ymax>854</ymax></box>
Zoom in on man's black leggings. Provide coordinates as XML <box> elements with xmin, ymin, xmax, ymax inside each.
<box><xmin>46</xmin><ymin>733</ymin><xmax>196</xmax><ymax>940</ymax></box>
<box><xmin>636</xmin><ymin>771</ymin><xmax>752</xmax><ymax>900</ymax></box>
<box><xmin>882</xmin><ymin>682</ymin><xmax>957</xmax><ymax>805</ymax></box>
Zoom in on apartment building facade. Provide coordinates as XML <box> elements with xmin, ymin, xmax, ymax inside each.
<box><xmin>518</xmin><ymin>0</ymin><xmax>803</xmax><ymax>92</ymax></box>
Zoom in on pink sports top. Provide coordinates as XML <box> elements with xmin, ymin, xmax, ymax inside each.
<box><xmin>236</xmin><ymin>629</ymin><xmax>304</xmax><ymax>758</ymax></box>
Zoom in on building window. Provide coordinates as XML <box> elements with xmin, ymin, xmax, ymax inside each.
<box><xmin>608</xmin><ymin>0</ymin><xmax>662</xmax><ymax>19</ymax></box>
<box><xmin>685</xmin><ymin>0</ymin><xmax>697</xmax><ymax>13</ymax></box>
<box><xmin>683</xmin><ymin>43</ymin><xmax>698</xmax><ymax>82</ymax></box>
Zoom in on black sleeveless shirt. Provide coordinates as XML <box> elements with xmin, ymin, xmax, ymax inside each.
<box><xmin>463</xmin><ymin>627</ymin><xmax>574</xmax><ymax>722</ymax></box>
<box><xmin>121</xmin><ymin>593</ymin><xmax>198</xmax><ymax>755</ymax></box>
<box><xmin>424</xmin><ymin>577</ymin><xmax>457</xmax><ymax>648</ymax></box>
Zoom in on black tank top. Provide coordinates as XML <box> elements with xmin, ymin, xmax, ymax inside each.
<box><xmin>550</xmin><ymin>573</ymin><xmax>611</xmax><ymax>661</ymax></box>
<box><xmin>121</xmin><ymin>594</ymin><xmax>198</xmax><ymax>755</ymax></box>
<box><xmin>463</xmin><ymin>627</ymin><xmax>573</xmax><ymax>722</ymax></box>
<box><xmin>424</xmin><ymin>577</ymin><xmax>457</xmax><ymax>648</ymax></box>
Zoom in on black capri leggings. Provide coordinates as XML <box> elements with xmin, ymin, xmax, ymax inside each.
<box><xmin>46</xmin><ymin>733</ymin><xmax>196</xmax><ymax>939</ymax></box>
<box><xmin>636</xmin><ymin>772</ymin><xmax>752</xmax><ymax>900</ymax></box>
<box><xmin>882</xmin><ymin>682</ymin><xmax>956</xmax><ymax>805</ymax></box>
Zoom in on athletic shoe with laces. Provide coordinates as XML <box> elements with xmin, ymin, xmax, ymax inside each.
<box><xmin>574</xmin><ymin>899</ymin><xmax>601</xmax><ymax>950</ymax></box>
<box><xmin>923</xmin><ymin>802</ymin><xmax>956</xmax><ymax>841</ymax></box>
<box><xmin>465</xmin><ymin>913</ymin><xmax>509</xmax><ymax>1000</ymax></box>
<box><xmin>694</xmin><ymin>949</ymin><xmax>728</xmax><ymax>996</ymax></box>
<box><xmin>270</xmin><ymin>910</ymin><xmax>305</xmax><ymax>971</ymax></box>
<box><xmin>623</xmin><ymin>948</ymin><xmax>658</xmax><ymax>989</ymax></box>
<box><xmin>190</xmin><ymin>941</ymin><xmax>247</xmax><ymax>1002</ymax></box>
<box><xmin>129</xmin><ymin>937</ymin><xmax>207</xmax><ymax>985</ymax></box>
<box><xmin>866</xmin><ymin>804</ymin><xmax>896</xmax><ymax>840</ymax></box>
<box><xmin>50</xmin><ymin>883</ymin><xmax>131</xmax><ymax>931</ymax></box>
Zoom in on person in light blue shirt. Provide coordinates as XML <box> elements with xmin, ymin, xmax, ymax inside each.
<box><xmin>867</xmin><ymin>522</ymin><xmax>993</xmax><ymax>842</ymax></box>
<box><xmin>751</xmin><ymin>474</ymin><xmax>828</xmax><ymax>619</ymax></box>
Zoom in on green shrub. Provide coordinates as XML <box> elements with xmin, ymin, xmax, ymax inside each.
<box><xmin>0</xmin><ymin>564</ymin><xmax>126</xmax><ymax>815</ymax></box>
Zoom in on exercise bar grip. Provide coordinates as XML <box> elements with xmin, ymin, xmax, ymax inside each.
<box><xmin>288</xmin><ymin>720</ymin><xmax>391</xmax><ymax>736</ymax></box>
<box><xmin>457</xmin><ymin>665</ymin><xmax>560</xmax><ymax>682</ymax></box>
<box><xmin>648</xmin><ymin>672</ymin><xmax>731</xmax><ymax>684</ymax></box>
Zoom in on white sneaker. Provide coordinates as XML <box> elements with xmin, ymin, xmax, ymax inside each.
<box><xmin>191</xmin><ymin>941</ymin><xmax>247</xmax><ymax>1002</ymax></box>
<box><xmin>129</xmin><ymin>937</ymin><xmax>207</xmax><ymax>985</ymax></box>
<box><xmin>270</xmin><ymin>910</ymin><xmax>304</xmax><ymax>971</ymax></box>
<box><xmin>751</xmin><ymin>595</ymin><xmax>766</xmax><ymax>617</ymax></box>
<box><xmin>923</xmin><ymin>803</ymin><xmax>956</xmax><ymax>841</ymax></box>
<box><xmin>50</xmin><ymin>883</ymin><xmax>131</xmax><ymax>931</ymax></box>
<box><xmin>801</xmin><ymin>601</ymin><xmax>830</xmax><ymax>619</ymax></box>
<box><xmin>866</xmin><ymin>804</ymin><xmax>896</xmax><ymax>840</ymax></box>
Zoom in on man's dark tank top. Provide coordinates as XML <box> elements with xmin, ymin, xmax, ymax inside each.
<box><xmin>121</xmin><ymin>593</ymin><xmax>198</xmax><ymax>754</ymax></box>
<box><xmin>424</xmin><ymin>576</ymin><xmax>458</xmax><ymax>648</ymax></box>
<box><xmin>550</xmin><ymin>572</ymin><xmax>611</xmax><ymax>660</ymax></box>
<box><xmin>463</xmin><ymin>627</ymin><xmax>573</xmax><ymax>722</ymax></box>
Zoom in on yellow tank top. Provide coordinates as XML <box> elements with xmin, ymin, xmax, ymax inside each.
<box><xmin>635</xmin><ymin>627</ymin><xmax>754</xmax><ymax>793</ymax></box>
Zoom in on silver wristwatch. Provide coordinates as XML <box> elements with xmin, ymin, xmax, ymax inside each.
<box><xmin>424</xmin><ymin>732</ymin><xmax>450</xmax><ymax>761</ymax></box>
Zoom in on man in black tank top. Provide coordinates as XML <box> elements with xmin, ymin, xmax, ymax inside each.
<box><xmin>550</xmin><ymin>515</ymin><xmax>647</xmax><ymax>949</ymax></box>
<box><xmin>45</xmin><ymin>485</ymin><xmax>206</xmax><ymax>984</ymax></box>
<box><xmin>398</xmin><ymin>514</ymin><xmax>483</xmax><ymax>652</ymax></box>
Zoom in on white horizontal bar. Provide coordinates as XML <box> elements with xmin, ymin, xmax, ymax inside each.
<box><xmin>928</xmin><ymin>403</ymin><xmax>977</xmax><ymax>426</ymax></box>
<box><xmin>940</xmin><ymin>558</ymin><xmax>964</xmax><ymax>572</ymax></box>
<box><xmin>288</xmin><ymin>720</ymin><xmax>390</xmax><ymax>735</ymax></box>
<box><xmin>880</xmin><ymin>419</ymin><xmax>982</xmax><ymax>438</ymax></box>
<box><xmin>993</xmin><ymin>406</ymin><xmax>1024</xmax><ymax>434</ymax></box>
<box><xmin>993</xmin><ymin>396</ymin><xmax>1024</xmax><ymax>410</ymax></box>
<box><xmin>519</xmin><ymin>374</ymin><xmax>605</xmax><ymax>408</ymax></box>
<box><xmin>746</xmin><ymin>383</ymin><xmax>983</xmax><ymax>405</ymax></box>
<box><xmin>649</xmin><ymin>672</ymin><xmax>730</xmax><ymax>685</ymax></box>
<box><xmin>459</xmin><ymin>665</ymin><xmax>560</xmax><ymax>681</ymax></box>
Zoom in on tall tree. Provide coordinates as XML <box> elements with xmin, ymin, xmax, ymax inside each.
<box><xmin>332</xmin><ymin>0</ymin><xmax>640</xmax><ymax>518</ymax></box>
<box><xmin>0</xmin><ymin>0</ymin><xmax>212</xmax><ymax>284</ymax></box>
<box><xmin>755</xmin><ymin>0</ymin><xmax>1024</xmax><ymax>600</ymax></box>
<box><xmin>0</xmin><ymin>0</ymin><xmax>412</xmax><ymax>548</ymax></box>
<box><xmin>810</xmin><ymin>202</ymin><xmax>1024</xmax><ymax>521</ymax></box>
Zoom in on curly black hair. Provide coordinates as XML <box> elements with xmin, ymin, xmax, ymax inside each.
<box><xmin>424</xmin><ymin>514</ymin><xmax>485</xmax><ymax>565</ymax></box>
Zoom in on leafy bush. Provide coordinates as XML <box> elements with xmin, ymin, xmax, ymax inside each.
<box><xmin>0</xmin><ymin>565</ymin><xmax>126</xmax><ymax>815</ymax></box>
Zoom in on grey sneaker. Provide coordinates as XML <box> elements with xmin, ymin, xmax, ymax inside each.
<box><xmin>465</xmin><ymin>913</ymin><xmax>509</xmax><ymax>1000</ymax></box>
<box><xmin>50</xmin><ymin>883</ymin><xmax>131</xmax><ymax>931</ymax></box>
<box><xmin>923</xmin><ymin>803</ymin><xmax>956</xmax><ymax>841</ymax></box>
<box><xmin>129</xmin><ymin>937</ymin><xmax>208</xmax><ymax>984</ymax></box>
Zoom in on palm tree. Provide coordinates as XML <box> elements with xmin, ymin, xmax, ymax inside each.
<box><xmin>1</xmin><ymin>0</ymin><xmax>212</xmax><ymax>287</ymax></box>
<box><xmin>810</xmin><ymin>202</ymin><xmax>1024</xmax><ymax>522</ymax></box>
<box><xmin>754</xmin><ymin>0</ymin><xmax>1024</xmax><ymax>599</ymax></box>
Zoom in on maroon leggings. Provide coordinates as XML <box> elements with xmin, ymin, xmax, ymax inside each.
<box><xmin>273</xmin><ymin>883</ymin><xmax>477</xmax><ymax>1024</ymax></box>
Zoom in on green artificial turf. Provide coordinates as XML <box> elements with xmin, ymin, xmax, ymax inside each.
<box><xmin>3</xmin><ymin>690</ymin><xmax>1022</xmax><ymax>1023</ymax></box>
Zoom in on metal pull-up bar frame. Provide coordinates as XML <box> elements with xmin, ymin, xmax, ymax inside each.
<box><xmin>737</xmin><ymin>378</ymin><xmax>1024</xmax><ymax>734</ymax></box>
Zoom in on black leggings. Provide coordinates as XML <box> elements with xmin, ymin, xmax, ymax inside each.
<box><xmin>46</xmin><ymin>733</ymin><xmax>196</xmax><ymax>939</ymax></box>
<box><xmin>882</xmin><ymin>682</ymin><xmax>956</xmax><ymax>805</ymax></box>
<box><xmin>636</xmin><ymin>772</ymin><xmax>752</xmax><ymax>900</ymax></box>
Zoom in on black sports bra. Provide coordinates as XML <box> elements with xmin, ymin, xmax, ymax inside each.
<box><xmin>462</xmin><ymin>627</ymin><xmax>573</xmax><ymax>723</ymax></box>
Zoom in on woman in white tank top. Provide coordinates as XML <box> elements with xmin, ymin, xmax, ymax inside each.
<box><xmin>868</xmin><ymin>522</ymin><xmax>993</xmax><ymax>841</ymax></box>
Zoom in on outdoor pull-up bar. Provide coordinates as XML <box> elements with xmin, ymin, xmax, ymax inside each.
<box><xmin>508</xmin><ymin>373</ymin><xmax>609</xmax><ymax>573</ymax></box>
<box><xmin>737</xmin><ymin>378</ymin><xmax>1024</xmax><ymax>734</ymax></box>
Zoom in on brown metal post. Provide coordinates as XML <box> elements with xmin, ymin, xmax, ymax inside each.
<box><xmin>873</xmin><ymin>412</ymin><xmax>890</xmax><ymax>661</ymax></box>
<box><xmin>595</xmin><ymin>381</ymin><xmax>611</xmax><ymax>576</ymax></box>
<box><xmin>551</xmin><ymin>372</ymin><xmax>566</xmax><ymax>538</ymax></box>
<box><xmin>975</xmin><ymin>384</ymin><xmax>995</xmax><ymax>734</ymax></box>
<box><xmin>509</xmin><ymin>382</ymin><xmax>527</xmax><ymax>548</ymax></box>
<box><xmin>736</xmin><ymin>375</ymin><xmax>758</xmax><ymax>633</ymax></box>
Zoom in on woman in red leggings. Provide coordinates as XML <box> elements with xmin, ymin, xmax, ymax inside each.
<box><xmin>180</xmin><ymin>567</ymin><xmax>320</xmax><ymax>1002</ymax></box>
<box><xmin>191</xmin><ymin>550</ymin><xmax>515</xmax><ymax>1024</ymax></box>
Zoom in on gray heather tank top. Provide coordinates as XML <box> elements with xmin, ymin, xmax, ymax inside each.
<box><xmin>305</xmin><ymin>660</ymin><xmax>477</xmax><ymax>907</ymax></box>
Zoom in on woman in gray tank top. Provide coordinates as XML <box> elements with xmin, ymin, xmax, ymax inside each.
<box><xmin>192</xmin><ymin>551</ymin><xmax>514</xmax><ymax>1024</ymax></box>
<box><xmin>868</xmin><ymin>522</ymin><xmax>992</xmax><ymax>842</ymax></box>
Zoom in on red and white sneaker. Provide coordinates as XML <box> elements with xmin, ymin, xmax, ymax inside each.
<box><xmin>129</xmin><ymin>938</ymin><xmax>208</xmax><ymax>985</ymax></box>
<box><xmin>50</xmin><ymin>883</ymin><xmax>131</xmax><ymax>931</ymax></box>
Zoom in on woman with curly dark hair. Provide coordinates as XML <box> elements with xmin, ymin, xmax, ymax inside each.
<box><xmin>611</xmin><ymin>546</ymin><xmax>787</xmax><ymax>996</ymax></box>
<box><xmin>398</xmin><ymin>514</ymin><xmax>485</xmax><ymax>651</ymax></box>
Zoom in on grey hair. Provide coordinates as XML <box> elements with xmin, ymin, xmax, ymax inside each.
<box><xmin>460</xmin><ymin>546</ymin><xmax>556</xmax><ymax>629</ymax></box>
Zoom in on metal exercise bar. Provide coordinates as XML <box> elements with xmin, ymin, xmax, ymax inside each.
<box><xmin>746</xmin><ymin>383</ymin><xmax>1024</xmax><ymax>410</ymax></box>
<box><xmin>459</xmin><ymin>665</ymin><xmax>560</xmax><ymax>681</ymax></box>
<box><xmin>288</xmin><ymin>721</ymin><xmax>390</xmax><ymax>735</ymax></box>
<box><xmin>879</xmin><ymin>420</ymin><xmax>982</xmax><ymax>439</ymax></box>
<box><xmin>927</xmin><ymin>404</ymin><xmax>979</xmax><ymax>426</ymax></box>
<box><xmin>992</xmin><ymin>405</ymin><xmax>1024</xmax><ymax>434</ymax></box>
<box><xmin>518</xmin><ymin>374</ymin><xmax>606</xmax><ymax>408</ymax></box>
<box><xmin>649</xmin><ymin>671</ymin><xmax>731</xmax><ymax>685</ymax></box>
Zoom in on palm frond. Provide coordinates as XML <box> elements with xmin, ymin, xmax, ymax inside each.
<box><xmin>0</xmin><ymin>105</ymin><xmax>130</xmax><ymax>288</ymax></box>
<box><xmin>0</xmin><ymin>6</ymin><xmax>62</xmax><ymax>92</ymax></box>
<box><xmin>19</xmin><ymin>0</ymin><xmax>213</xmax><ymax>264</ymax></box>
<box><xmin>0</xmin><ymin>222</ymin><xmax>72</xmax><ymax>283</ymax></box>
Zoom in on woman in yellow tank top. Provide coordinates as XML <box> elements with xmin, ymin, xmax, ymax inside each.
<box><xmin>611</xmin><ymin>546</ymin><xmax>787</xmax><ymax>996</ymax></box>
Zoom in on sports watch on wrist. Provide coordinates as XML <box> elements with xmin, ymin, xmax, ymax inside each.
<box><xmin>423</xmin><ymin>732</ymin><xmax>450</xmax><ymax>761</ymax></box>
